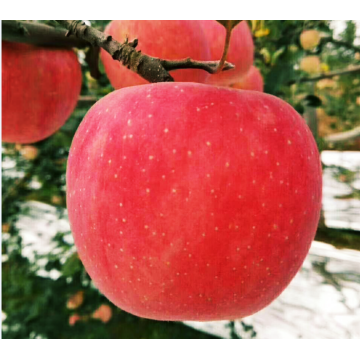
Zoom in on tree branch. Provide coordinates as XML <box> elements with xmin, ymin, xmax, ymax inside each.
<box><xmin>323</xmin><ymin>125</ymin><xmax>360</xmax><ymax>144</ymax></box>
<box><xmin>322</xmin><ymin>37</ymin><xmax>360</xmax><ymax>53</ymax></box>
<box><xmin>78</xmin><ymin>95</ymin><xmax>100</xmax><ymax>104</ymax></box>
<box><xmin>289</xmin><ymin>65</ymin><xmax>360</xmax><ymax>85</ymax></box>
<box><xmin>55</xmin><ymin>20</ymin><xmax>235</xmax><ymax>83</ymax></box>
<box><xmin>160</xmin><ymin>58</ymin><xmax>234</xmax><ymax>74</ymax></box>
<box><xmin>214</xmin><ymin>26</ymin><xmax>232</xmax><ymax>73</ymax></box>
<box><xmin>2</xmin><ymin>20</ymin><xmax>89</xmax><ymax>48</ymax></box>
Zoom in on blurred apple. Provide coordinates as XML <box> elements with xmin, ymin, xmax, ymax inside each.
<box><xmin>66</xmin><ymin>291</ymin><xmax>84</xmax><ymax>310</ymax></box>
<box><xmin>300</xmin><ymin>30</ymin><xmax>321</xmax><ymax>50</ymax></box>
<box><xmin>92</xmin><ymin>304</ymin><xmax>112</xmax><ymax>323</ymax></box>
<box><xmin>51</xmin><ymin>195</ymin><xmax>63</xmax><ymax>205</ymax></box>
<box><xmin>2</xmin><ymin>223</ymin><xmax>10</xmax><ymax>233</ymax></box>
<box><xmin>20</xmin><ymin>146</ymin><xmax>39</xmax><ymax>160</ymax></box>
<box><xmin>300</xmin><ymin>56</ymin><xmax>321</xmax><ymax>74</ymax></box>
<box><xmin>316</xmin><ymin>79</ymin><xmax>336</xmax><ymax>90</ymax></box>
<box><xmin>68</xmin><ymin>314</ymin><xmax>81</xmax><ymax>326</ymax></box>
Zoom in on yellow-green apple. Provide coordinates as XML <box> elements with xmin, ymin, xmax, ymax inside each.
<box><xmin>20</xmin><ymin>145</ymin><xmax>39</xmax><ymax>160</ymax></box>
<box><xmin>67</xmin><ymin>83</ymin><xmax>322</xmax><ymax>321</ymax></box>
<box><xmin>2</xmin><ymin>41</ymin><xmax>82</xmax><ymax>144</ymax></box>
<box><xmin>100</xmin><ymin>20</ymin><xmax>211</xmax><ymax>89</ymax></box>
<box><xmin>300</xmin><ymin>56</ymin><xmax>321</xmax><ymax>74</ymax></box>
<box><xmin>300</xmin><ymin>30</ymin><xmax>321</xmax><ymax>50</ymax></box>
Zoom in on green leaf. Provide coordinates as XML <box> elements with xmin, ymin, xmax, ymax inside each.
<box><xmin>271</xmin><ymin>46</ymin><xmax>286</xmax><ymax>65</ymax></box>
<box><xmin>264</xmin><ymin>61</ymin><xmax>297</xmax><ymax>95</ymax></box>
<box><xmin>62</xmin><ymin>253</ymin><xmax>82</xmax><ymax>277</ymax></box>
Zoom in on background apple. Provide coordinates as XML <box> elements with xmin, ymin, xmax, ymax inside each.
<box><xmin>67</xmin><ymin>82</ymin><xmax>322</xmax><ymax>321</ymax></box>
<box><xmin>100</xmin><ymin>20</ymin><xmax>211</xmax><ymax>89</ymax></box>
<box><xmin>300</xmin><ymin>55</ymin><xmax>321</xmax><ymax>74</ymax></box>
<box><xmin>231</xmin><ymin>66</ymin><xmax>264</xmax><ymax>92</ymax></box>
<box><xmin>300</xmin><ymin>30</ymin><xmax>321</xmax><ymax>50</ymax></box>
<box><xmin>68</xmin><ymin>314</ymin><xmax>81</xmax><ymax>326</ymax></box>
<box><xmin>92</xmin><ymin>304</ymin><xmax>113</xmax><ymax>323</ymax></box>
<box><xmin>20</xmin><ymin>145</ymin><xmax>39</xmax><ymax>160</ymax></box>
<box><xmin>2</xmin><ymin>41</ymin><xmax>82</xmax><ymax>144</ymax></box>
<box><xmin>200</xmin><ymin>20</ymin><xmax>254</xmax><ymax>86</ymax></box>
<box><xmin>66</xmin><ymin>291</ymin><xmax>84</xmax><ymax>310</ymax></box>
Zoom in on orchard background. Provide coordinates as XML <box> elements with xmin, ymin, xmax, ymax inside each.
<box><xmin>2</xmin><ymin>20</ymin><xmax>360</xmax><ymax>338</ymax></box>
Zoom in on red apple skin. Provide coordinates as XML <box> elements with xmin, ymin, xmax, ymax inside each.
<box><xmin>231</xmin><ymin>66</ymin><xmax>264</xmax><ymax>92</ymax></box>
<box><xmin>67</xmin><ymin>83</ymin><xmax>322</xmax><ymax>321</ymax></box>
<box><xmin>200</xmin><ymin>21</ymin><xmax>254</xmax><ymax>86</ymax></box>
<box><xmin>2</xmin><ymin>41</ymin><xmax>82</xmax><ymax>144</ymax></box>
<box><xmin>100</xmin><ymin>21</ymin><xmax>211</xmax><ymax>89</ymax></box>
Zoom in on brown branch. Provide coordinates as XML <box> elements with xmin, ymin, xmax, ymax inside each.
<box><xmin>289</xmin><ymin>65</ymin><xmax>360</xmax><ymax>85</ymax></box>
<box><xmin>323</xmin><ymin>126</ymin><xmax>360</xmax><ymax>144</ymax></box>
<box><xmin>56</xmin><ymin>20</ymin><xmax>235</xmax><ymax>84</ymax></box>
<box><xmin>2</xmin><ymin>20</ymin><xmax>88</xmax><ymax>48</ymax></box>
<box><xmin>161</xmin><ymin>58</ymin><xmax>234</xmax><ymax>74</ymax></box>
<box><xmin>78</xmin><ymin>95</ymin><xmax>100</xmax><ymax>104</ymax></box>
<box><xmin>322</xmin><ymin>37</ymin><xmax>360</xmax><ymax>53</ymax></box>
<box><xmin>214</xmin><ymin>26</ymin><xmax>232</xmax><ymax>73</ymax></box>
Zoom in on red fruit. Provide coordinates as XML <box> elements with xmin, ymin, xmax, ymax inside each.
<box><xmin>66</xmin><ymin>291</ymin><xmax>84</xmax><ymax>310</ymax></box>
<box><xmin>67</xmin><ymin>83</ymin><xmax>322</xmax><ymax>321</ymax></box>
<box><xmin>20</xmin><ymin>145</ymin><xmax>39</xmax><ymax>160</ymax></box>
<box><xmin>200</xmin><ymin>21</ymin><xmax>254</xmax><ymax>86</ymax></box>
<box><xmin>92</xmin><ymin>304</ymin><xmax>113</xmax><ymax>323</ymax></box>
<box><xmin>2</xmin><ymin>41</ymin><xmax>82</xmax><ymax>144</ymax></box>
<box><xmin>231</xmin><ymin>66</ymin><xmax>264</xmax><ymax>92</ymax></box>
<box><xmin>68</xmin><ymin>314</ymin><xmax>81</xmax><ymax>326</ymax></box>
<box><xmin>100</xmin><ymin>21</ymin><xmax>211</xmax><ymax>89</ymax></box>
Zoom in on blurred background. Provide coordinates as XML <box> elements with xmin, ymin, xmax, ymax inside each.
<box><xmin>2</xmin><ymin>20</ymin><xmax>360</xmax><ymax>339</ymax></box>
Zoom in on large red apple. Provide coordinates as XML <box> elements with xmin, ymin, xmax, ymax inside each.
<box><xmin>200</xmin><ymin>20</ymin><xmax>254</xmax><ymax>86</ymax></box>
<box><xmin>100</xmin><ymin>21</ymin><xmax>211</xmax><ymax>89</ymax></box>
<box><xmin>2</xmin><ymin>41</ymin><xmax>82</xmax><ymax>144</ymax></box>
<box><xmin>231</xmin><ymin>66</ymin><xmax>264</xmax><ymax>92</ymax></box>
<box><xmin>67</xmin><ymin>83</ymin><xmax>322</xmax><ymax>321</ymax></box>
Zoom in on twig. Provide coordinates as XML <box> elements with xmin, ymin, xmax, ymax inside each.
<box><xmin>322</xmin><ymin>37</ymin><xmax>360</xmax><ymax>53</ymax></box>
<box><xmin>85</xmin><ymin>46</ymin><xmax>101</xmax><ymax>79</ymax></box>
<box><xmin>78</xmin><ymin>95</ymin><xmax>101</xmax><ymax>104</ymax></box>
<box><xmin>2</xmin><ymin>20</ymin><xmax>88</xmax><ymax>48</ymax></box>
<box><xmin>289</xmin><ymin>65</ymin><xmax>360</xmax><ymax>85</ymax></box>
<box><xmin>55</xmin><ymin>20</ymin><xmax>235</xmax><ymax>84</ymax></box>
<box><xmin>323</xmin><ymin>125</ymin><xmax>360</xmax><ymax>144</ymax></box>
<box><xmin>161</xmin><ymin>58</ymin><xmax>234</xmax><ymax>74</ymax></box>
<box><xmin>214</xmin><ymin>26</ymin><xmax>232</xmax><ymax>73</ymax></box>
